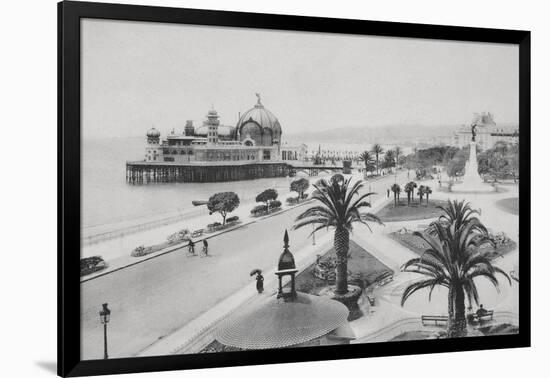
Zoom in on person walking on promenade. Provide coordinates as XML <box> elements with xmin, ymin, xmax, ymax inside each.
<box><xmin>202</xmin><ymin>239</ymin><xmax>209</xmax><ymax>257</ymax></box>
<box><xmin>256</xmin><ymin>272</ymin><xmax>264</xmax><ymax>294</ymax></box>
<box><xmin>387</xmin><ymin>188</ymin><xmax>390</xmax><ymax>198</ymax></box>
<box><xmin>188</xmin><ymin>240</ymin><xmax>196</xmax><ymax>256</ymax></box>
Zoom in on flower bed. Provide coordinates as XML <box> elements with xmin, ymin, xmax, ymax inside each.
<box><xmin>291</xmin><ymin>240</ymin><xmax>393</xmax><ymax>295</ymax></box>
<box><xmin>250</xmin><ymin>202</ymin><xmax>282</xmax><ymax>217</ymax></box>
<box><xmin>80</xmin><ymin>256</ymin><xmax>108</xmax><ymax>277</ymax></box>
<box><xmin>131</xmin><ymin>228</ymin><xmax>192</xmax><ymax>257</ymax></box>
<box><xmin>285</xmin><ymin>193</ymin><xmax>309</xmax><ymax>206</ymax></box>
<box><xmin>205</xmin><ymin>218</ymin><xmax>241</xmax><ymax>233</ymax></box>
<box><xmin>389</xmin><ymin>229</ymin><xmax>517</xmax><ymax>258</ymax></box>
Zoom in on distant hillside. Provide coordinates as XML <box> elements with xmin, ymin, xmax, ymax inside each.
<box><xmin>285</xmin><ymin>124</ymin><xmax>460</xmax><ymax>145</ymax></box>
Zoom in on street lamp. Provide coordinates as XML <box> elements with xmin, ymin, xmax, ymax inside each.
<box><xmin>99</xmin><ymin>303</ymin><xmax>111</xmax><ymax>359</ymax></box>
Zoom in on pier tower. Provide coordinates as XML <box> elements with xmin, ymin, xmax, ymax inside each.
<box><xmin>205</xmin><ymin>108</ymin><xmax>220</xmax><ymax>144</ymax></box>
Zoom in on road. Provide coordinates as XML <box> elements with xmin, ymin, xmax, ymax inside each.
<box><xmin>81</xmin><ymin>171</ymin><xmax>406</xmax><ymax>360</ymax></box>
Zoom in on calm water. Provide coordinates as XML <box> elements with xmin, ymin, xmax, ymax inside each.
<box><xmin>82</xmin><ymin>137</ymin><xmax>308</xmax><ymax>230</ymax></box>
<box><xmin>82</xmin><ymin>137</ymin><xmax>394</xmax><ymax>230</ymax></box>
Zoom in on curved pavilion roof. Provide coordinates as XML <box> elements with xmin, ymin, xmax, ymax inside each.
<box><xmin>236</xmin><ymin>94</ymin><xmax>282</xmax><ymax>137</ymax></box>
<box><xmin>215</xmin><ymin>292</ymin><xmax>349</xmax><ymax>350</ymax></box>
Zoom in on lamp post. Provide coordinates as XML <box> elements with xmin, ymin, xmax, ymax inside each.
<box><xmin>312</xmin><ymin>224</ymin><xmax>316</xmax><ymax>246</ymax></box>
<box><xmin>99</xmin><ymin>303</ymin><xmax>111</xmax><ymax>359</ymax></box>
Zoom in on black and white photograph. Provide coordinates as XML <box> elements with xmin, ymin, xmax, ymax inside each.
<box><xmin>78</xmin><ymin>14</ymin><xmax>522</xmax><ymax>361</ymax></box>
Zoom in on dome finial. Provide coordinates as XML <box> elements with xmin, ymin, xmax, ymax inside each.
<box><xmin>255</xmin><ymin>92</ymin><xmax>262</xmax><ymax>107</ymax></box>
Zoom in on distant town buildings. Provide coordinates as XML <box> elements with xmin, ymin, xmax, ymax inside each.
<box><xmin>453</xmin><ymin>112</ymin><xmax>519</xmax><ymax>150</ymax></box>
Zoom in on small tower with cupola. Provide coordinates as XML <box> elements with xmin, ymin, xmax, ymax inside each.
<box><xmin>145</xmin><ymin>127</ymin><xmax>161</xmax><ymax>161</ymax></box>
<box><xmin>205</xmin><ymin>108</ymin><xmax>220</xmax><ymax>145</ymax></box>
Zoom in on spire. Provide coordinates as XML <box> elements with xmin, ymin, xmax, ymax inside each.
<box><xmin>283</xmin><ymin>229</ymin><xmax>289</xmax><ymax>249</ymax></box>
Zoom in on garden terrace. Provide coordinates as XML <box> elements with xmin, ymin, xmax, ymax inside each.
<box><xmin>291</xmin><ymin>240</ymin><xmax>393</xmax><ymax>295</ymax></box>
<box><xmin>389</xmin><ymin>229</ymin><xmax>517</xmax><ymax>259</ymax></box>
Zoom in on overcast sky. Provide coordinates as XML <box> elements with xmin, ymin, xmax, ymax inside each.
<box><xmin>81</xmin><ymin>19</ymin><xmax>518</xmax><ymax>139</ymax></box>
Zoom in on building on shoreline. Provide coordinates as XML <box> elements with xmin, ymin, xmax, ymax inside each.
<box><xmin>127</xmin><ymin>94</ymin><xmax>313</xmax><ymax>183</ymax></box>
<box><xmin>453</xmin><ymin>112</ymin><xmax>519</xmax><ymax>150</ymax></box>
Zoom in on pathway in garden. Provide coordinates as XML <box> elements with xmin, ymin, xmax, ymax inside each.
<box><xmin>351</xmin><ymin>180</ymin><xmax>520</xmax><ymax>343</ymax></box>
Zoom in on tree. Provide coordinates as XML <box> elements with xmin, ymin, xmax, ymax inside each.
<box><xmin>424</xmin><ymin>186</ymin><xmax>432</xmax><ymax>204</ymax></box>
<box><xmin>384</xmin><ymin>150</ymin><xmax>396</xmax><ymax>172</ymax></box>
<box><xmin>293</xmin><ymin>175</ymin><xmax>382</xmax><ymax>295</ymax></box>
<box><xmin>391</xmin><ymin>183</ymin><xmax>401</xmax><ymax>207</ymax></box>
<box><xmin>358</xmin><ymin>151</ymin><xmax>374</xmax><ymax>174</ymax></box>
<box><xmin>371</xmin><ymin>144</ymin><xmax>384</xmax><ymax>175</ymax></box>
<box><xmin>417</xmin><ymin>185</ymin><xmax>425</xmax><ymax>204</ymax></box>
<box><xmin>207</xmin><ymin>192</ymin><xmax>240</xmax><ymax>225</ymax></box>
<box><xmin>401</xmin><ymin>200</ymin><xmax>510</xmax><ymax>337</ymax></box>
<box><xmin>256</xmin><ymin>189</ymin><xmax>278</xmax><ymax>212</ymax></box>
<box><xmin>394</xmin><ymin>146</ymin><xmax>402</xmax><ymax>169</ymax></box>
<box><xmin>290</xmin><ymin>178</ymin><xmax>310</xmax><ymax>200</ymax></box>
<box><xmin>404</xmin><ymin>181</ymin><xmax>417</xmax><ymax>206</ymax></box>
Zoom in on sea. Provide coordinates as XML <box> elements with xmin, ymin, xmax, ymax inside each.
<box><xmin>82</xmin><ymin>137</ymin><xmax>301</xmax><ymax>232</ymax></box>
<box><xmin>81</xmin><ymin>137</ymin><xmax>400</xmax><ymax>237</ymax></box>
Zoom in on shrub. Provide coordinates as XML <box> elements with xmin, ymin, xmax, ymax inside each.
<box><xmin>286</xmin><ymin>196</ymin><xmax>299</xmax><ymax>205</ymax></box>
<box><xmin>131</xmin><ymin>245</ymin><xmax>155</xmax><ymax>257</ymax></box>
<box><xmin>250</xmin><ymin>204</ymin><xmax>268</xmax><ymax>216</ymax></box>
<box><xmin>270</xmin><ymin>200</ymin><xmax>282</xmax><ymax>209</ymax></box>
<box><xmin>226</xmin><ymin>216</ymin><xmax>239</xmax><ymax>223</ymax></box>
<box><xmin>80</xmin><ymin>256</ymin><xmax>107</xmax><ymax>277</ymax></box>
<box><xmin>166</xmin><ymin>229</ymin><xmax>191</xmax><ymax>244</ymax></box>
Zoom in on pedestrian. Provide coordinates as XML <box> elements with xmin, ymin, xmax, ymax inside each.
<box><xmin>476</xmin><ymin>304</ymin><xmax>488</xmax><ymax>318</ymax></box>
<box><xmin>256</xmin><ymin>272</ymin><xmax>264</xmax><ymax>294</ymax></box>
<box><xmin>202</xmin><ymin>239</ymin><xmax>209</xmax><ymax>257</ymax></box>
<box><xmin>188</xmin><ymin>240</ymin><xmax>195</xmax><ymax>255</ymax></box>
<box><xmin>387</xmin><ymin>188</ymin><xmax>390</xmax><ymax>198</ymax></box>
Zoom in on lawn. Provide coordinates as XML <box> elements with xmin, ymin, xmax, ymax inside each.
<box><xmin>496</xmin><ymin>197</ymin><xmax>519</xmax><ymax>215</ymax></box>
<box><xmin>390</xmin><ymin>330</ymin><xmax>437</xmax><ymax>341</ymax></box>
<box><xmin>292</xmin><ymin>240</ymin><xmax>393</xmax><ymax>295</ymax></box>
<box><xmin>375</xmin><ymin>199</ymin><xmax>447</xmax><ymax>222</ymax></box>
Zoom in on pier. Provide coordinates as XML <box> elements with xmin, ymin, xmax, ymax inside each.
<box><xmin>125</xmin><ymin>161</ymin><xmax>346</xmax><ymax>184</ymax></box>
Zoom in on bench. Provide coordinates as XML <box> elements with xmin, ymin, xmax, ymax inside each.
<box><xmin>421</xmin><ymin>315</ymin><xmax>447</xmax><ymax>326</ymax></box>
<box><xmin>468</xmin><ymin>310</ymin><xmax>494</xmax><ymax>324</ymax></box>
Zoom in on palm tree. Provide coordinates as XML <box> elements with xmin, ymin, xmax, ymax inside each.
<box><xmin>394</xmin><ymin>146</ymin><xmax>402</xmax><ymax>169</ymax></box>
<box><xmin>358</xmin><ymin>151</ymin><xmax>374</xmax><ymax>174</ymax></box>
<box><xmin>371</xmin><ymin>144</ymin><xmax>384</xmax><ymax>175</ymax></box>
<box><xmin>391</xmin><ymin>183</ymin><xmax>401</xmax><ymax>207</ymax></box>
<box><xmin>293</xmin><ymin>175</ymin><xmax>382</xmax><ymax>295</ymax></box>
<box><xmin>404</xmin><ymin>181</ymin><xmax>417</xmax><ymax>206</ymax></box>
<box><xmin>424</xmin><ymin>186</ymin><xmax>432</xmax><ymax>204</ymax></box>
<box><xmin>417</xmin><ymin>185</ymin><xmax>425</xmax><ymax>204</ymax></box>
<box><xmin>384</xmin><ymin>150</ymin><xmax>396</xmax><ymax>173</ymax></box>
<box><xmin>401</xmin><ymin>200</ymin><xmax>510</xmax><ymax>337</ymax></box>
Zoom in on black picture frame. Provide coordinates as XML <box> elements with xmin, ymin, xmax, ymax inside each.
<box><xmin>58</xmin><ymin>1</ymin><xmax>531</xmax><ymax>376</ymax></box>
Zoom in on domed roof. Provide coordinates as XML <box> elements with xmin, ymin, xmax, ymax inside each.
<box><xmin>146</xmin><ymin>127</ymin><xmax>160</xmax><ymax>137</ymax></box>
<box><xmin>215</xmin><ymin>292</ymin><xmax>349</xmax><ymax>350</ymax></box>
<box><xmin>237</xmin><ymin>94</ymin><xmax>281</xmax><ymax>132</ymax></box>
